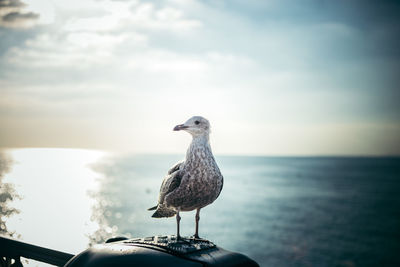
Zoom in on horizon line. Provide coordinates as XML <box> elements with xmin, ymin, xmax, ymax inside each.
<box><xmin>2</xmin><ymin>147</ymin><xmax>399</xmax><ymax>158</ymax></box>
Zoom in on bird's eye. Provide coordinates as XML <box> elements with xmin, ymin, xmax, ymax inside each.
<box><xmin>194</xmin><ymin>120</ymin><xmax>200</xmax><ymax>125</ymax></box>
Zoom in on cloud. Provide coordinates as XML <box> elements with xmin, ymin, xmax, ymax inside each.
<box><xmin>0</xmin><ymin>0</ymin><xmax>399</xmax><ymax>154</ymax></box>
<box><xmin>0</xmin><ymin>0</ymin><xmax>39</xmax><ymax>28</ymax></box>
<box><xmin>61</xmin><ymin>1</ymin><xmax>201</xmax><ymax>33</ymax></box>
<box><xmin>0</xmin><ymin>0</ymin><xmax>25</xmax><ymax>10</ymax></box>
<box><xmin>2</xmin><ymin>11</ymin><xmax>38</xmax><ymax>24</ymax></box>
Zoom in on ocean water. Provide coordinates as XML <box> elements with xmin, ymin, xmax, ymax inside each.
<box><xmin>1</xmin><ymin>149</ymin><xmax>400</xmax><ymax>266</ymax></box>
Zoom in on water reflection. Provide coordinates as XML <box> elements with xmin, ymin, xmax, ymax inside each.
<box><xmin>87</xmin><ymin>155</ymin><xmax>183</xmax><ymax>245</ymax></box>
<box><xmin>2</xmin><ymin>148</ymin><xmax>104</xmax><ymax>255</ymax></box>
<box><xmin>87</xmin><ymin>159</ymin><xmax>120</xmax><ymax>245</ymax></box>
<box><xmin>0</xmin><ymin>151</ymin><xmax>20</xmax><ymax>238</ymax></box>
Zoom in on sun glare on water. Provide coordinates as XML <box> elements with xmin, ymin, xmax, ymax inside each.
<box><xmin>3</xmin><ymin>148</ymin><xmax>107</xmax><ymax>255</ymax></box>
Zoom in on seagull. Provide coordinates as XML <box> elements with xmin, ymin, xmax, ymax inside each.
<box><xmin>148</xmin><ymin>116</ymin><xmax>223</xmax><ymax>240</ymax></box>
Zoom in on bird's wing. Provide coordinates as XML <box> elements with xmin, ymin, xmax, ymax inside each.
<box><xmin>158</xmin><ymin>161</ymin><xmax>184</xmax><ymax>205</ymax></box>
<box><xmin>167</xmin><ymin>160</ymin><xmax>184</xmax><ymax>174</ymax></box>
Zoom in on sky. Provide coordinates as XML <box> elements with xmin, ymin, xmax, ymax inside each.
<box><xmin>0</xmin><ymin>0</ymin><xmax>399</xmax><ymax>155</ymax></box>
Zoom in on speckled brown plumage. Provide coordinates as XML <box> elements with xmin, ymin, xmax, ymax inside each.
<box><xmin>148</xmin><ymin>116</ymin><xmax>223</xmax><ymax>238</ymax></box>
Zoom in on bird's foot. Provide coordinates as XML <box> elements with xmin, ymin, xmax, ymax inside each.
<box><xmin>176</xmin><ymin>236</ymin><xmax>191</xmax><ymax>244</ymax></box>
<box><xmin>189</xmin><ymin>235</ymin><xmax>210</xmax><ymax>243</ymax></box>
<box><xmin>190</xmin><ymin>234</ymin><xmax>207</xmax><ymax>241</ymax></box>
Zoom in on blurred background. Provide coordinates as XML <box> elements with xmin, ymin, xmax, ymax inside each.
<box><xmin>1</xmin><ymin>0</ymin><xmax>399</xmax><ymax>266</ymax></box>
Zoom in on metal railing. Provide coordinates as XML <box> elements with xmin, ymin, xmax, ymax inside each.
<box><xmin>0</xmin><ymin>235</ymin><xmax>74</xmax><ymax>267</ymax></box>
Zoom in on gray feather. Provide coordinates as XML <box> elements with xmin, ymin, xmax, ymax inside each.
<box><xmin>162</xmin><ymin>134</ymin><xmax>223</xmax><ymax>212</ymax></box>
<box><xmin>147</xmin><ymin>161</ymin><xmax>184</xmax><ymax>217</ymax></box>
<box><xmin>151</xmin><ymin>205</ymin><xmax>176</xmax><ymax>218</ymax></box>
<box><xmin>149</xmin><ymin>116</ymin><xmax>223</xmax><ymax>218</ymax></box>
<box><xmin>168</xmin><ymin>160</ymin><xmax>184</xmax><ymax>175</ymax></box>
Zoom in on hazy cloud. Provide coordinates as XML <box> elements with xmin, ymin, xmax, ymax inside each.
<box><xmin>0</xmin><ymin>0</ymin><xmax>39</xmax><ymax>28</ymax></box>
<box><xmin>2</xmin><ymin>11</ymin><xmax>38</xmax><ymax>22</ymax></box>
<box><xmin>0</xmin><ymin>0</ymin><xmax>25</xmax><ymax>10</ymax></box>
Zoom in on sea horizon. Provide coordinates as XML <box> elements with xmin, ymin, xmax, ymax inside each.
<box><xmin>2</xmin><ymin>147</ymin><xmax>399</xmax><ymax>158</ymax></box>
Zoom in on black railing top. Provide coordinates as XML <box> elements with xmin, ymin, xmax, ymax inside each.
<box><xmin>0</xmin><ymin>235</ymin><xmax>74</xmax><ymax>266</ymax></box>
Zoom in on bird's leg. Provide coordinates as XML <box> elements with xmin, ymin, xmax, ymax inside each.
<box><xmin>194</xmin><ymin>208</ymin><xmax>201</xmax><ymax>239</ymax></box>
<box><xmin>176</xmin><ymin>210</ymin><xmax>181</xmax><ymax>240</ymax></box>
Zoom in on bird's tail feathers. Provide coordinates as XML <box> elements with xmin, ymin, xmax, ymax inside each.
<box><xmin>147</xmin><ymin>205</ymin><xmax>157</xmax><ymax>211</ymax></box>
<box><xmin>151</xmin><ymin>206</ymin><xmax>176</xmax><ymax>218</ymax></box>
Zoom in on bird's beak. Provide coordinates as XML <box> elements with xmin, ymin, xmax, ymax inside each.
<box><xmin>173</xmin><ymin>124</ymin><xmax>189</xmax><ymax>131</ymax></box>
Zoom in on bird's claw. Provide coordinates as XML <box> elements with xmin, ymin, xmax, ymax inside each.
<box><xmin>176</xmin><ymin>236</ymin><xmax>192</xmax><ymax>244</ymax></box>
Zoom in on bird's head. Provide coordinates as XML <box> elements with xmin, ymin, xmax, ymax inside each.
<box><xmin>173</xmin><ymin>116</ymin><xmax>210</xmax><ymax>137</ymax></box>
